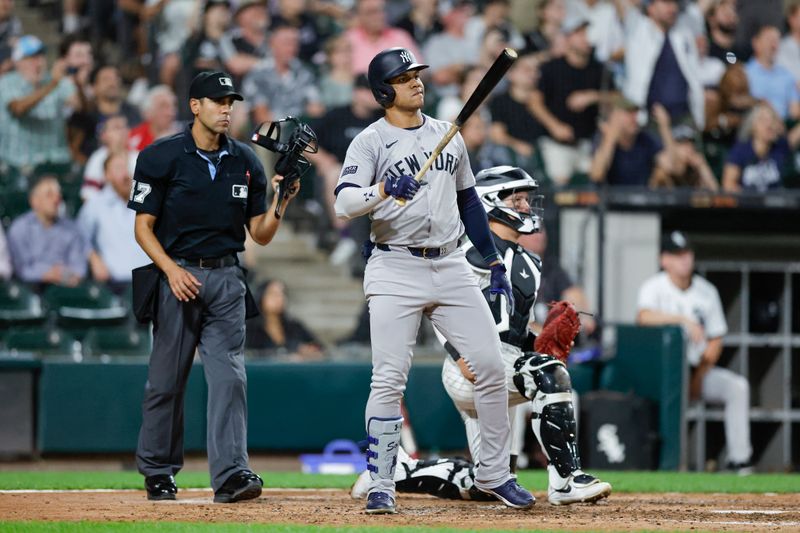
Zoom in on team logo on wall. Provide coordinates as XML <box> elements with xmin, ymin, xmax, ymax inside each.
<box><xmin>232</xmin><ymin>184</ymin><xmax>248</xmax><ymax>198</ymax></box>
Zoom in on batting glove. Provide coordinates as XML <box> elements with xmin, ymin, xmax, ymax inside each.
<box><xmin>489</xmin><ymin>263</ymin><xmax>514</xmax><ymax>314</ymax></box>
<box><xmin>383</xmin><ymin>174</ymin><xmax>420</xmax><ymax>201</ymax></box>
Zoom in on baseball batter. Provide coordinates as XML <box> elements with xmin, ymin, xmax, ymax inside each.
<box><xmin>334</xmin><ymin>47</ymin><xmax>533</xmax><ymax>513</ymax></box>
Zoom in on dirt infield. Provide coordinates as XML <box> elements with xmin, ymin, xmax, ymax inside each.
<box><xmin>1</xmin><ymin>489</ymin><xmax>799</xmax><ymax>531</ymax></box>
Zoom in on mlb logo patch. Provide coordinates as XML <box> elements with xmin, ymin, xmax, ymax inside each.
<box><xmin>232</xmin><ymin>184</ymin><xmax>248</xmax><ymax>198</ymax></box>
<box><xmin>219</xmin><ymin>77</ymin><xmax>233</xmax><ymax>87</ymax></box>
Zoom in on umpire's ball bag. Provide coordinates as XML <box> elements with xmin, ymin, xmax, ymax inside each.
<box><xmin>579</xmin><ymin>390</ymin><xmax>660</xmax><ymax>470</ymax></box>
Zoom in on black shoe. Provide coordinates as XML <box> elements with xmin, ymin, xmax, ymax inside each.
<box><xmin>145</xmin><ymin>474</ymin><xmax>177</xmax><ymax>501</ymax></box>
<box><xmin>214</xmin><ymin>470</ymin><xmax>263</xmax><ymax>503</ymax></box>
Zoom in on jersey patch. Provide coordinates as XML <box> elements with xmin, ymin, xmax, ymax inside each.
<box><xmin>232</xmin><ymin>184</ymin><xmax>248</xmax><ymax>199</ymax></box>
<box><xmin>343</xmin><ymin>165</ymin><xmax>358</xmax><ymax>176</ymax></box>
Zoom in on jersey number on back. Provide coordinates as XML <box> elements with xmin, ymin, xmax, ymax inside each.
<box><xmin>130</xmin><ymin>180</ymin><xmax>152</xmax><ymax>203</ymax></box>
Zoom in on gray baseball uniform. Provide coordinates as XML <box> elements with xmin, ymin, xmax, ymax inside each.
<box><xmin>334</xmin><ymin>115</ymin><xmax>512</xmax><ymax>495</ymax></box>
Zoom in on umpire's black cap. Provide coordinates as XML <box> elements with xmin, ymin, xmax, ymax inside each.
<box><xmin>661</xmin><ymin>231</ymin><xmax>692</xmax><ymax>254</ymax></box>
<box><xmin>189</xmin><ymin>71</ymin><xmax>243</xmax><ymax>101</ymax></box>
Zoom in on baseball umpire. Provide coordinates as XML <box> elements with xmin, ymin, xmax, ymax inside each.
<box><xmin>333</xmin><ymin>47</ymin><xmax>533</xmax><ymax>514</ymax></box>
<box><xmin>128</xmin><ymin>71</ymin><xmax>300</xmax><ymax>503</ymax></box>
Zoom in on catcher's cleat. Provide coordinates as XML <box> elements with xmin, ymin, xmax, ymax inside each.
<box><xmin>145</xmin><ymin>474</ymin><xmax>177</xmax><ymax>501</ymax></box>
<box><xmin>480</xmin><ymin>479</ymin><xmax>535</xmax><ymax>509</ymax></box>
<box><xmin>213</xmin><ymin>470</ymin><xmax>263</xmax><ymax>503</ymax></box>
<box><xmin>366</xmin><ymin>491</ymin><xmax>397</xmax><ymax>514</ymax></box>
<box><xmin>547</xmin><ymin>472</ymin><xmax>612</xmax><ymax>506</ymax></box>
<box><xmin>350</xmin><ymin>470</ymin><xmax>371</xmax><ymax>499</ymax></box>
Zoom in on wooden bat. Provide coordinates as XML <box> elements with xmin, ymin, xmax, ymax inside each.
<box><xmin>396</xmin><ymin>48</ymin><xmax>518</xmax><ymax>206</ymax></box>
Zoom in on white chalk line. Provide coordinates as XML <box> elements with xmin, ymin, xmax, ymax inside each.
<box><xmin>0</xmin><ymin>488</ymin><xmax>341</xmax><ymax>494</ymax></box>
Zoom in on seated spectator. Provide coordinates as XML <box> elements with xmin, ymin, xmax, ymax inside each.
<box><xmin>318</xmin><ymin>34</ymin><xmax>355</xmax><ymax>109</ymax></box>
<box><xmin>81</xmin><ymin>114</ymin><xmax>139</xmax><ymax>200</ymax></box>
<box><xmin>522</xmin><ymin>0</ymin><xmax>566</xmax><ymax>60</ymax></box>
<box><xmin>0</xmin><ymin>225</ymin><xmax>11</xmax><ymax>280</ymax></box>
<box><xmin>637</xmin><ymin>231</ymin><xmax>752</xmax><ymax>474</ymax></box>
<box><xmin>77</xmin><ymin>151</ymin><xmax>149</xmax><ymax>292</ymax></box>
<box><xmin>745</xmin><ymin>25</ymin><xmax>800</xmax><ymax>121</ymax></box>
<box><xmin>7</xmin><ymin>175</ymin><xmax>89</xmax><ymax>287</ymax></box>
<box><xmin>128</xmin><ymin>85</ymin><xmax>179</xmax><ymax>152</ymax></box>
<box><xmin>722</xmin><ymin>103</ymin><xmax>800</xmax><ymax>193</ymax></box>
<box><xmin>346</xmin><ymin>0</ymin><xmax>422</xmax><ymax>74</ymax></box>
<box><xmin>589</xmin><ymin>99</ymin><xmax>672</xmax><ymax>187</ymax></box>
<box><xmin>242</xmin><ymin>23</ymin><xmax>324</xmax><ymax>126</ymax></box>
<box><xmin>488</xmin><ymin>53</ymin><xmax>544</xmax><ymax>173</ymax></box>
<box><xmin>271</xmin><ymin>0</ymin><xmax>330</xmax><ymax>63</ymax></box>
<box><xmin>704</xmin><ymin>64</ymin><xmax>758</xmax><ymax>147</ymax></box>
<box><xmin>422</xmin><ymin>0</ymin><xmax>474</xmax><ymax>98</ymax></box>
<box><xmin>0</xmin><ymin>36</ymin><xmax>77</xmax><ymax>173</ymax></box>
<box><xmin>145</xmin><ymin>0</ymin><xmax>205</xmax><ymax>87</ymax></box>
<box><xmin>0</xmin><ymin>0</ymin><xmax>22</xmax><ymax>74</ymax></box>
<box><xmin>220</xmin><ymin>0</ymin><xmax>270</xmax><ymax>83</ymax></box>
<box><xmin>777</xmin><ymin>1</ymin><xmax>800</xmax><ymax>84</ymax></box>
<box><xmin>624</xmin><ymin>0</ymin><xmax>704</xmax><ymax>128</ymax></box>
<box><xmin>395</xmin><ymin>0</ymin><xmax>443</xmax><ymax>47</ymax></box>
<box><xmin>67</xmin><ymin>64</ymin><xmax>142</xmax><ymax>164</ymax></box>
<box><xmin>650</xmin><ymin>124</ymin><xmax>719</xmax><ymax>190</ymax></box>
<box><xmin>245</xmin><ymin>279</ymin><xmax>324</xmax><ymax>359</ymax></box>
<box><xmin>530</xmin><ymin>14</ymin><xmax>612</xmax><ymax>187</ymax></box>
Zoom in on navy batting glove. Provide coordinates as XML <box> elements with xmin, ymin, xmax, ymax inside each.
<box><xmin>384</xmin><ymin>174</ymin><xmax>420</xmax><ymax>200</ymax></box>
<box><xmin>489</xmin><ymin>263</ymin><xmax>514</xmax><ymax>314</ymax></box>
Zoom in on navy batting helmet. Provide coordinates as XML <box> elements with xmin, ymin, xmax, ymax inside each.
<box><xmin>367</xmin><ymin>47</ymin><xmax>429</xmax><ymax>107</ymax></box>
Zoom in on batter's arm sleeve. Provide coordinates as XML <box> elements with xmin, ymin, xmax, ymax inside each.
<box><xmin>457</xmin><ymin>187</ymin><xmax>500</xmax><ymax>265</ymax></box>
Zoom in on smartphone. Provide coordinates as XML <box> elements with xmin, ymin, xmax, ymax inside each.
<box><xmin>66</xmin><ymin>66</ymin><xmax>79</xmax><ymax>75</ymax></box>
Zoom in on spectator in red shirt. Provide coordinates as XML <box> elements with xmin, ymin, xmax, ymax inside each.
<box><xmin>128</xmin><ymin>84</ymin><xmax>179</xmax><ymax>152</ymax></box>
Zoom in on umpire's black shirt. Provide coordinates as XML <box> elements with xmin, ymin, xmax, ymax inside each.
<box><xmin>127</xmin><ymin>123</ymin><xmax>268</xmax><ymax>258</ymax></box>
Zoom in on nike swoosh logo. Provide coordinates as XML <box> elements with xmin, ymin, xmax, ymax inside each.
<box><xmin>385</xmin><ymin>140</ymin><xmax>398</xmax><ymax>149</ymax></box>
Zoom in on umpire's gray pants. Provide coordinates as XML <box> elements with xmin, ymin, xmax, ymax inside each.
<box><xmin>136</xmin><ymin>265</ymin><xmax>249</xmax><ymax>491</ymax></box>
<box><xmin>363</xmin><ymin>248</ymin><xmax>512</xmax><ymax>495</ymax></box>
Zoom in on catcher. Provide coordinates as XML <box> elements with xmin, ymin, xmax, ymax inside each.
<box><xmin>352</xmin><ymin>166</ymin><xmax>611</xmax><ymax>505</ymax></box>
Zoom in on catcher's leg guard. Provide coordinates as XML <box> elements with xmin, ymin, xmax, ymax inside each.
<box><xmin>395</xmin><ymin>456</ymin><xmax>493</xmax><ymax>500</ymax></box>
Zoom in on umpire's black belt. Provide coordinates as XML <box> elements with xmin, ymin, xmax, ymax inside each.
<box><xmin>173</xmin><ymin>255</ymin><xmax>238</xmax><ymax>269</ymax></box>
<box><xmin>375</xmin><ymin>241</ymin><xmax>456</xmax><ymax>259</ymax></box>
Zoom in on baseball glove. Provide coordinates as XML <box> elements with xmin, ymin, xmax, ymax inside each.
<box><xmin>534</xmin><ymin>301</ymin><xmax>581</xmax><ymax>363</ymax></box>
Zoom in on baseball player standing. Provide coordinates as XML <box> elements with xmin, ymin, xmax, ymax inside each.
<box><xmin>334</xmin><ymin>47</ymin><xmax>533</xmax><ymax>514</ymax></box>
<box><xmin>129</xmin><ymin>71</ymin><xmax>300</xmax><ymax>503</ymax></box>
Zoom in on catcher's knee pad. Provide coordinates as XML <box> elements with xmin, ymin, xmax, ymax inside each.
<box><xmin>512</xmin><ymin>352</ymin><xmax>571</xmax><ymax>400</ymax></box>
<box><xmin>395</xmin><ymin>457</ymin><xmax>480</xmax><ymax>500</ymax></box>
<box><xmin>366</xmin><ymin>416</ymin><xmax>403</xmax><ymax>480</ymax></box>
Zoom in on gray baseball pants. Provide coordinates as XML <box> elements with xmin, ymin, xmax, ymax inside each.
<box><xmin>136</xmin><ymin>264</ymin><xmax>250</xmax><ymax>491</ymax></box>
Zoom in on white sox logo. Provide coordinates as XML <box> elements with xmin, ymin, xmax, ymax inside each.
<box><xmin>597</xmin><ymin>424</ymin><xmax>626</xmax><ymax>464</ymax></box>
<box><xmin>219</xmin><ymin>77</ymin><xmax>233</xmax><ymax>87</ymax></box>
<box><xmin>400</xmin><ymin>50</ymin><xmax>413</xmax><ymax>63</ymax></box>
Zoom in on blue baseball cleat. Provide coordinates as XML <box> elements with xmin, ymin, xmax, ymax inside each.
<box><xmin>366</xmin><ymin>491</ymin><xmax>397</xmax><ymax>514</ymax></box>
<box><xmin>481</xmin><ymin>479</ymin><xmax>535</xmax><ymax>509</ymax></box>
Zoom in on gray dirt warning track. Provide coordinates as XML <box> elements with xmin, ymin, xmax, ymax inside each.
<box><xmin>1</xmin><ymin>489</ymin><xmax>799</xmax><ymax>531</ymax></box>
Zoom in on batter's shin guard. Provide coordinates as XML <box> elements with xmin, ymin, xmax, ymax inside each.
<box><xmin>366</xmin><ymin>416</ymin><xmax>404</xmax><ymax>482</ymax></box>
<box><xmin>531</xmin><ymin>393</ymin><xmax>581</xmax><ymax>481</ymax></box>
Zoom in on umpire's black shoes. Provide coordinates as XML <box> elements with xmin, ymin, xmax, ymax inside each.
<box><xmin>145</xmin><ymin>474</ymin><xmax>177</xmax><ymax>501</ymax></box>
<box><xmin>214</xmin><ymin>470</ymin><xmax>263</xmax><ymax>503</ymax></box>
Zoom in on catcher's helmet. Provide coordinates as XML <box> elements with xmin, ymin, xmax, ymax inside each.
<box><xmin>475</xmin><ymin>166</ymin><xmax>543</xmax><ymax>235</ymax></box>
<box><xmin>368</xmin><ymin>47</ymin><xmax>429</xmax><ymax>107</ymax></box>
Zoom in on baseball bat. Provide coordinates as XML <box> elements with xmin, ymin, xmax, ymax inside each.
<box><xmin>396</xmin><ymin>48</ymin><xmax>518</xmax><ymax>206</ymax></box>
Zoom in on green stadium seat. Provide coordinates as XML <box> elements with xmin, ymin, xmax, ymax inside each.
<box><xmin>2</xmin><ymin>326</ymin><xmax>76</xmax><ymax>357</ymax></box>
<box><xmin>82</xmin><ymin>326</ymin><xmax>152</xmax><ymax>357</ymax></box>
<box><xmin>42</xmin><ymin>283</ymin><xmax>129</xmax><ymax>337</ymax></box>
<box><xmin>0</xmin><ymin>190</ymin><xmax>30</xmax><ymax>228</ymax></box>
<box><xmin>0</xmin><ymin>280</ymin><xmax>46</xmax><ymax>327</ymax></box>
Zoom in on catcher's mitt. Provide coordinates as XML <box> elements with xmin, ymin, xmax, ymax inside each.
<box><xmin>534</xmin><ymin>301</ymin><xmax>581</xmax><ymax>362</ymax></box>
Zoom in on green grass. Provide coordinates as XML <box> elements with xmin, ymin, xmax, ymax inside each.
<box><xmin>0</xmin><ymin>470</ymin><xmax>796</xmax><ymax>493</ymax></box>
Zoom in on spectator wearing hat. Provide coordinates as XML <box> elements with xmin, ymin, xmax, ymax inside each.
<box><xmin>722</xmin><ymin>102</ymin><xmax>800</xmax><ymax>193</ymax></box>
<box><xmin>637</xmin><ymin>231</ymin><xmax>752</xmax><ymax>475</ymax></box>
<box><xmin>623</xmin><ymin>0</ymin><xmax>704</xmax><ymax>128</ymax></box>
<box><xmin>0</xmin><ymin>35</ymin><xmax>78</xmax><ymax>172</ymax></box>
<box><xmin>589</xmin><ymin>99</ymin><xmax>674</xmax><ymax>186</ymax></box>
<box><xmin>530</xmin><ymin>13</ymin><xmax>612</xmax><ymax>187</ymax></box>
<box><xmin>650</xmin><ymin>124</ymin><xmax>718</xmax><ymax>190</ymax></box>
<box><xmin>746</xmin><ymin>25</ymin><xmax>800</xmax><ymax>121</ymax></box>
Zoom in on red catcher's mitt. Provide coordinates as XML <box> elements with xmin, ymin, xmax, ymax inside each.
<box><xmin>534</xmin><ymin>301</ymin><xmax>581</xmax><ymax>362</ymax></box>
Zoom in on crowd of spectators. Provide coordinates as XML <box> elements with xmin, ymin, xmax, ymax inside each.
<box><xmin>2</xmin><ymin>0</ymin><xmax>800</xmax><ymax>354</ymax></box>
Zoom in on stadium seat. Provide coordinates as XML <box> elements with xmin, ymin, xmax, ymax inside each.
<box><xmin>2</xmin><ymin>326</ymin><xmax>77</xmax><ymax>357</ymax></box>
<box><xmin>0</xmin><ymin>281</ymin><xmax>46</xmax><ymax>327</ymax></box>
<box><xmin>42</xmin><ymin>283</ymin><xmax>129</xmax><ymax>337</ymax></box>
<box><xmin>82</xmin><ymin>326</ymin><xmax>152</xmax><ymax>357</ymax></box>
<box><xmin>0</xmin><ymin>189</ymin><xmax>30</xmax><ymax>228</ymax></box>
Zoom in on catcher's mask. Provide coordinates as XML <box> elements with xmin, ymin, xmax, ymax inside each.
<box><xmin>474</xmin><ymin>166</ymin><xmax>543</xmax><ymax>235</ymax></box>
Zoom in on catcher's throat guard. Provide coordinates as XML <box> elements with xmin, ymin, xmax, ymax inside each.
<box><xmin>251</xmin><ymin>116</ymin><xmax>318</xmax><ymax>218</ymax></box>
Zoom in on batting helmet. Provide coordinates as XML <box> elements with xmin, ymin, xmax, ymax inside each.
<box><xmin>475</xmin><ymin>166</ymin><xmax>543</xmax><ymax>235</ymax></box>
<box><xmin>367</xmin><ymin>47</ymin><xmax>429</xmax><ymax>107</ymax></box>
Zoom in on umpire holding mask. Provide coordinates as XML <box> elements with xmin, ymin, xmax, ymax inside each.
<box><xmin>129</xmin><ymin>71</ymin><xmax>301</xmax><ymax>503</ymax></box>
